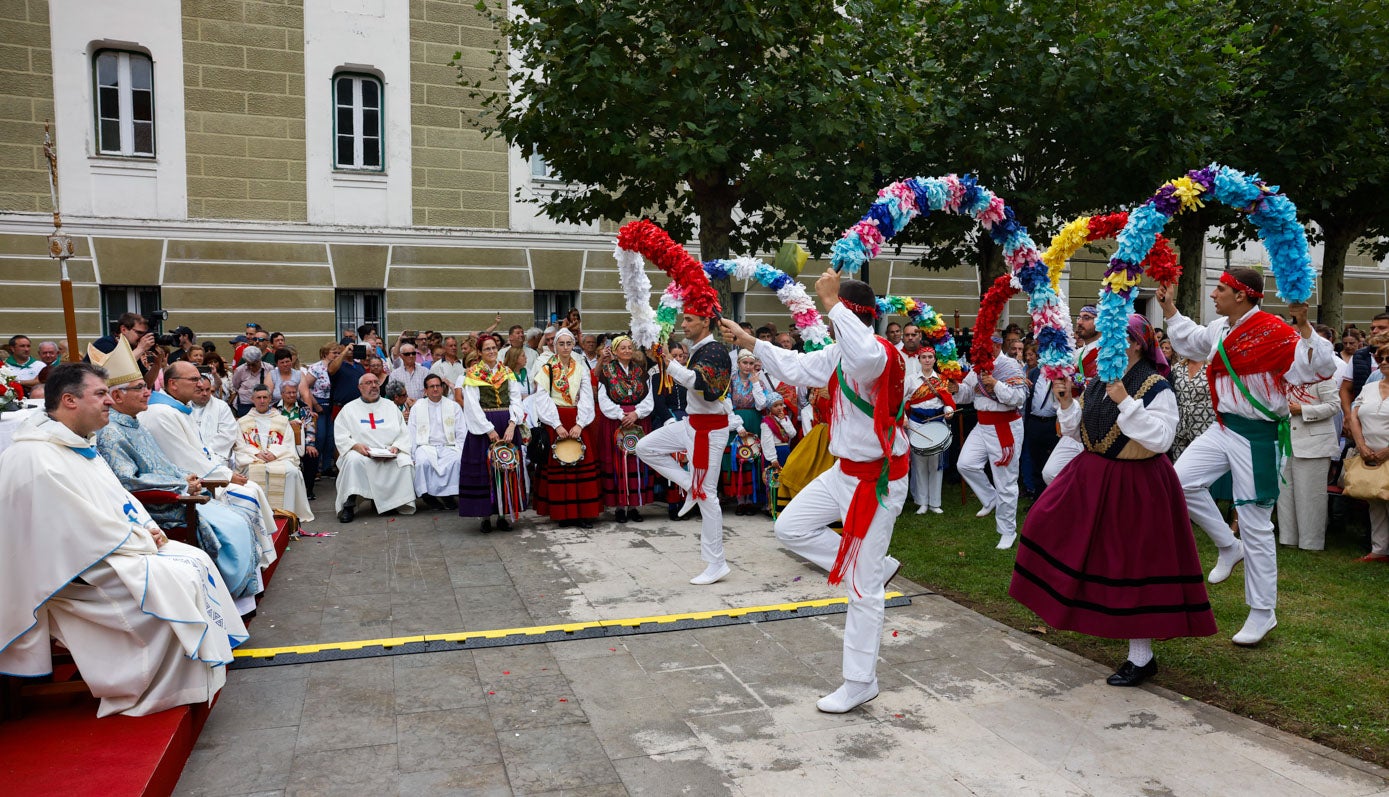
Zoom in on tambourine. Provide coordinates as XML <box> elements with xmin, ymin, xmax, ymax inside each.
<box><xmin>735</xmin><ymin>437</ymin><xmax>761</xmax><ymax>464</ymax></box>
<box><xmin>552</xmin><ymin>437</ymin><xmax>585</xmax><ymax>466</ymax></box>
<box><xmin>489</xmin><ymin>441</ymin><xmax>521</xmax><ymax>472</ymax></box>
<box><xmin>617</xmin><ymin>428</ymin><xmax>643</xmax><ymax>454</ymax></box>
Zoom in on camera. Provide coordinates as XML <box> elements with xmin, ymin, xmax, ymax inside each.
<box><xmin>155</xmin><ymin>324</ymin><xmax>193</xmax><ymax>348</ymax></box>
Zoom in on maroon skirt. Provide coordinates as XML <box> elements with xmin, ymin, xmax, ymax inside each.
<box><xmin>594</xmin><ymin>407</ymin><xmax>653</xmax><ymax>508</ymax></box>
<box><xmin>533</xmin><ymin>406</ymin><xmax>602</xmax><ymax>521</ymax></box>
<box><xmin>1009</xmin><ymin>450</ymin><xmax>1217</xmax><ymax>640</ymax></box>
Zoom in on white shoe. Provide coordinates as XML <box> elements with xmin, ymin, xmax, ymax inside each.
<box><xmin>975</xmin><ymin>501</ymin><xmax>996</xmax><ymax>518</ymax></box>
<box><xmin>1232</xmin><ymin>610</ymin><xmax>1277</xmax><ymax>646</ymax></box>
<box><xmin>929</xmin><ymin>506</ymin><xmax>943</xmax><ymax>514</ymax></box>
<box><xmin>884</xmin><ymin>556</ymin><xmax>902</xmax><ymax>589</ymax></box>
<box><xmin>1208</xmin><ymin>540</ymin><xmax>1245</xmax><ymax>584</ymax></box>
<box><xmin>678</xmin><ymin>491</ymin><xmax>698</xmax><ymax>518</ymax></box>
<box><xmin>816</xmin><ymin>679</ymin><xmax>880</xmax><ymax>713</ymax></box>
<box><xmin>915</xmin><ymin>505</ymin><xmax>928</xmax><ymax>515</ymax></box>
<box><xmin>995</xmin><ymin>533</ymin><xmax>1017</xmax><ymax>550</ymax></box>
<box><xmin>689</xmin><ymin>562</ymin><xmax>730</xmax><ymax>585</ymax></box>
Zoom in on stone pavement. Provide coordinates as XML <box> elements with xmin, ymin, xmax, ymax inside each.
<box><xmin>176</xmin><ymin>485</ymin><xmax>1389</xmax><ymax>796</ymax></box>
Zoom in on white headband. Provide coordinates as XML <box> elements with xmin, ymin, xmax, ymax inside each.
<box><xmin>555</xmin><ymin>328</ymin><xmax>576</xmax><ymax>344</ymax></box>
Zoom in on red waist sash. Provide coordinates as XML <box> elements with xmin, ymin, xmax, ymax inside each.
<box><xmin>976</xmin><ymin>409</ymin><xmax>1021</xmax><ymax>466</ymax></box>
<box><xmin>688</xmin><ymin>413</ymin><xmax>730</xmax><ymax>500</ymax></box>
<box><xmin>832</xmin><ymin>453</ymin><xmax>910</xmax><ymax>593</ymax></box>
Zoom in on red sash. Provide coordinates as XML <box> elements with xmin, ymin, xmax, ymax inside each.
<box><xmin>977</xmin><ymin>409</ymin><xmax>1021</xmax><ymax>466</ymax></box>
<box><xmin>688</xmin><ymin>413</ymin><xmax>729</xmax><ymax>500</ymax></box>
<box><xmin>833</xmin><ymin>454</ymin><xmax>910</xmax><ymax>593</ymax></box>
<box><xmin>1206</xmin><ymin>311</ymin><xmax>1298</xmax><ymax>418</ymax></box>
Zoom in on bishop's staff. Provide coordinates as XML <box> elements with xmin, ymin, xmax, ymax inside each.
<box><xmin>44</xmin><ymin>122</ymin><xmax>80</xmax><ymax>363</ymax></box>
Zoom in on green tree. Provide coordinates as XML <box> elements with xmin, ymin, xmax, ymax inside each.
<box><xmin>461</xmin><ymin>0</ymin><xmax>934</xmax><ymax>309</ymax></box>
<box><xmin>1229</xmin><ymin>0</ymin><xmax>1389</xmax><ymax>331</ymax></box>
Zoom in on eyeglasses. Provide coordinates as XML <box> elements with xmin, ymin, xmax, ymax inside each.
<box><xmin>132</xmin><ymin>328</ymin><xmax>150</xmax><ymax>336</ymax></box>
<box><xmin>400</xmin><ymin>351</ymin><xmax>416</xmax><ymax>356</ymax></box>
<box><xmin>167</xmin><ymin>375</ymin><xmax>202</xmax><ymax>382</ymax></box>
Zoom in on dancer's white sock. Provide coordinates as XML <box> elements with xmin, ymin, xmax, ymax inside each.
<box><xmin>1127</xmin><ymin>638</ymin><xmax>1153</xmax><ymax>667</ymax></box>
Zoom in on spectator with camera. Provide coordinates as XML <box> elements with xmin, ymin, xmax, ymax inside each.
<box><xmin>87</xmin><ymin>312</ymin><xmax>164</xmax><ymax>388</ymax></box>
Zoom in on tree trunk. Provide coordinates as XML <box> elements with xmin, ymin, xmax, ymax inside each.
<box><xmin>1174</xmin><ymin>213</ymin><xmax>1209</xmax><ymax>322</ymax></box>
<box><xmin>1316</xmin><ymin>220</ymin><xmax>1359</xmax><ymax>333</ymax></box>
<box><xmin>690</xmin><ymin>179</ymin><xmax>737</xmax><ymax>319</ymax></box>
<box><xmin>976</xmin><ymin>237</ymin><xmax>1007</xmax><ymax>301</ymax></box>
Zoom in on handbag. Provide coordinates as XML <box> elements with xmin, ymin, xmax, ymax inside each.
<box><xmin>1340</xmin><ymin>452</ymin><xmax>1389</xmax><ymax>502</ymax></box>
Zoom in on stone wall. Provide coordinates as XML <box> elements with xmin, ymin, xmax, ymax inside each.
<box><xmin>408</xmin><ymin>0</ymin><xmax>507</xmax><ymax>228</ymax></box>
<box><xmin>0</xmin><ymin>0</ymin><xmax>53</xmax><ymax>213</ymax></box>
<box><xmin>182</xmin><ymin>0</ymin><xmax>306</xmax><ymax>221</ymax></box>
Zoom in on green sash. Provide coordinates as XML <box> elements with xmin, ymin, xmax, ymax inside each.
<box><xmin>1215</xmin><ymin>336</ymin><xmax>1290</xmax><ymax>507</ymax></box>
<box><xmin>834</xmin><ymin>362</ymin><xmax>906</xmax><ymax>503</ymax></box>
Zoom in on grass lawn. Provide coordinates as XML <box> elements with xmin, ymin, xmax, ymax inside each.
<box><xmin>888</xmin><ymin>486</ymin><xmax>1389</xmax><ymax>768</ymax></box>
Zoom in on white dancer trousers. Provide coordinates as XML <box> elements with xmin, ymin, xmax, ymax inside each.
<box><xmin>637</xmin><ymin>420</ymin><xmax>729</xmax><ymax>566</ymax></box>
<box><xmin>1174</xmin><ymin>422</ymin><xmax>1277</xmax><ymax>610</ymax></box>
<box><xmin>957</xmin><ymin>419</ymin><xmax>1023</xmax><ymax>537</ymax></box>
<box><xmin>774</xmin><ymin>463</ymin><xmax>906</xmax><ymax>683</ymax></box>
<box><xmin>1042</xmin><ymin>436</ymin><xmax>1083</xmax><ymax>485</ymax></box>
<box><xmin>910</xmin><ymin>451</ymin><xmax>943</xmax><ymax>509</ymax></box>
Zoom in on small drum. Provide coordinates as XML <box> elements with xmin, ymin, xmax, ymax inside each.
<box><xmin>552</xmin><ymin>437</ymin><xmax>585</xmax><ymax>466</ymax></box>
<box><xmin>908</xmin><ymin>420</ymin><xmax>952</xmax><ymax>456</ymax></box>
<box><xmin>489</xmin><ymin>441</ymin><xmax>521</xmax><ymax>471</ymax></box>
<box><xmin>735</xmin><ymin>436</ymin><xmax>761</xmax><ymax>464</ymax></box>
<box><xmin>616</xmin><ymin>428</ymin><xmax>643</xmax><ymax>454</ymax></box>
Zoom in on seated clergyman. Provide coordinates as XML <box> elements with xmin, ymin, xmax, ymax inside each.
<box><xmin>334</xmin><ymin>372</ymin><xmax>416</xmax><ymax>522</ymax></box>
<box><xmin>92</xmin><ymin>358</ymin><xmax>266</xmax><ymax>617</ymax></box>
<box><xmin>234</xmin><ymin>384</ymin><xmax>316</xmax><ymax>522</ymax></box>
<box><xmin>0</xmin><ymin>362</ymin><xmax>248</xmax><ymax>717</ymax></box>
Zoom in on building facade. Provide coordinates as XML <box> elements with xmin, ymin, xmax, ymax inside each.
<box><xmin>1</xmin><ymin>0</ymin><xmax>1385</xmax><ymax>350</ymax></box>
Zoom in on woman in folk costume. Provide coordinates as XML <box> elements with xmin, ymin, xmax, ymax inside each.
<box><xmin>774</xmin><ymin>384</ymin><xmax>836</xmax><ymax>515</ymax></box>
<box><xmin>720</xmin><ymin>270</ymin><xmax>906</xmax><ymax>714</ymax></box>
<box><xmin>532</xmin><ymin>328</ymin><xmax>603</xmax><ymax>529</ymax></box>
<box><xmin>1158</xmin><ymin>267</ymin><xmax>1337</xmax><ymax>646</ymax></box>
<box><xmin>596</xmin><ymin>336</ymin><xmax>654</xmax><ymax>522</ymax></box>
<box><xmin>760</xmin><ymin>394</ymin><xmax>796</xmax><ymax>506</ymax></box>
<box><xmin>723</xmin><ymin>349</ymin><xmax>769</xmax><ymax>515</ymax></box>
<box><xmin>458</xmin><ymin>337</ymin><xmax>527</xmax><ymax>532</ymax></box>
<box><xmin>234</xmin><ymin>384</ymin><xmax>316</xmax><ymax>523</ymax></box>
<box><xmin>1010</xmin><ymin>314</ymin><xmax>1215</xmax><ymax>688</ymax></box>
<box><xmin>409</xmin><ymin>374</ymin><xmax>466</xmax><ymax>510</ymax></box>
<box><xmin>905</xmin><ymin>347</ymin><xmax>956</xmax><ymax>515</ymax></box>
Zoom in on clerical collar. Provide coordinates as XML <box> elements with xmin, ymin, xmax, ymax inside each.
<box><xmin>148</xmin><ymin>390</ymin><xmax>192</xmax><ymax>414</ymax></box>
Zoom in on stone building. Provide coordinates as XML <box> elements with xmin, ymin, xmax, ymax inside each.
<box><xmin>0</xmin><ymin>0</ymin><xmax>1384</xmax><ymax>348</ymax></box>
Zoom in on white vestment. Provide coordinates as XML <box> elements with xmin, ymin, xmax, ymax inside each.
<box><xmin>753</xmin><ymin>303</ymin><xmax>909</xmax><ymax>684</ymax></box>
<box><xmin>334</xmin><ymin>398</ymin><xmax>416</xmax><ymax>514</ymax></box>
<box><xmin>409</xmin><ymin>396</ymin><xmax>466</xmax><ymax>497</ymax></box>
<box><xmin>234</xmin><ymin>408</ymin><xmax>315</xmax><ymax>523</ymax></box>
<box><xmin>141</xmin><ymin>392</ymin><xmax>277</xmax><ymax>568</ymax></box>
<box><xmin>0</xmin><ymin>415</ymin><xmax>247</xmax><ymax>717</ymax></box>
<box><xmin>955</xmin><ymin>357</ymin><xmax>1028</xmax><ymax>538</ymax></box>
<box><xmin>192</xmin><ymin>396</ymin><xmax>238</xmax><ymax>470</ymax></box>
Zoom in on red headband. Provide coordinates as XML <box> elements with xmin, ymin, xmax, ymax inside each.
<box><xmin>838</xmin><ymin>296</ymin><xmax>879</xmax><ymax>318</ymax></box>
<box><xmin>1220</xmin><ymin>271</ymin><xmax>1264</xmax><ymax>300</ymax></box>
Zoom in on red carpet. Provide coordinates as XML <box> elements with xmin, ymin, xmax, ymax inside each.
<box><xmin>0</xmin><ymin>516</ymin><xmax>295</xmax><ymax>796</ymax></box>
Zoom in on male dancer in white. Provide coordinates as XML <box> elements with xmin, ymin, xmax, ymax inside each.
<box><xmin>1158</xmin><ymin>268</ymin><xmax>1336</xmax><ymax>645</ymax></box>
<box><xmin>955</xmin><ymin>334</ymin><xmax>1029</xmax><ymax>549</ymax></box>
<box><xmin>1042</xmin><ymin>304</ymin><xmax>1100</xmax><ymax>483</ymax></box>
<box><xmin>636</xmin><ymin>311</ymin><xmax>736</xmax><ymax>585</ymax></box>
<box><xmin>723</xmin><ymin>270</ymin><xmax>905</xmax><ymax>713</ymax></box>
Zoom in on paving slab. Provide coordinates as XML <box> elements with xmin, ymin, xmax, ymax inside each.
<box><xmin>177</xmin><ymin>484</ymin><xmax>1389</xmax><ymax>796</ymax></box>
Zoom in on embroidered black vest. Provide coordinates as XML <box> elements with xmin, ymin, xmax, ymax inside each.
<box><xmin>1080</xmin><ymin>359</ymin><xmax>1171</xmax><ymax>460</ymax></box>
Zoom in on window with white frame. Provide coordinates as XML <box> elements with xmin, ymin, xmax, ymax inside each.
<box><xmin>529</xmin><ymin>149</ymin><xmax>555</xmax><ymax>180</ymax></box>
<box><xmin>93</xmin><ymin>49</ymin><xmax>155</xmax><ymax>157</ymax></box>
<box><xmin>334</xmin><ymin>73</ymin><xmax>383</xmax><ymax>171</ymax></box>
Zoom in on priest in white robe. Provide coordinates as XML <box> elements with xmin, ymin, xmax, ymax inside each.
<box><xmin>0</xmin><ymin>362</ymin><xmax>247</xmax><ymax>718</ymax></box>
<box><xmin>234</xmin><ymin>384</ymin><xmax>315</xmax><ymax>523</ymax></box>
<box><xmin>191</xmin><ymin>374</ymin><xmax>238</xmax><ymax>470</ymax></box>
<box><xmin>334</xmin><ymin>371</ymin><xmax>416</xmax><ymax>522</ymax></box>
<box><xmin>408</xmin><ymin>373</ymin><xmax>465</xmax><ymax>509</ymax></box>
<box><xmin>140</xmin><ymin>361</ymin><xmax>277</xmax><ymax>568</ymax></box>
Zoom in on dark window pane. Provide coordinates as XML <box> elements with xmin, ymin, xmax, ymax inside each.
<box><xmin>99</xmin><ymin>86</ymin><xmax>120</xmax><ymax>117</ymax></box>
<box><xmin>132</xmin><ymin>89</ymin><xmax>153</xmax><ymax>122</ymax></box>
<box><xmin>363</xmin><ymin>137</ymin><xmax>380</xmax><ymax>167</ymax></box>
<box><xmin>335</xmin><ymin>76</ymin><xmax>352</xmax><ymax>104</ymax></box>
<box><xmin>99</xmin><ymin>119</ymin><xmax>121</xmax><ymax>152</ymax></box>
<box><xmin>129</xmin><ymin>54</ymin><xmax>152</xmax><ymax>89</ymax></box>
<box><xmin>337</xmin><ymin>136</ymin><xmax>353</xmax><ymax>166</ymax></box>
<box><xmin>362</xmin><ymin>109</ymin><xmax>379</xmax><ymax>134</ymax></box>
<box><xmin>133</xmin><ymin>121</ymin><xmax>153</xmax><ymax>155</ymax></box>
<box><xmin>336</xmin><ymin>106</ymin><xmax>353</xmax><ymax>135</ymax></box>
<box><xmin>361</xmin><ymin>79</ymin><xmax>378</xmax><ymax>107</ymax></box>
<box><xmin>96</xmin><ymin>52</ymin><xmax>118</xmax><ymax>86</ymax></box>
